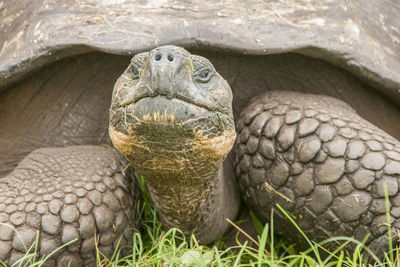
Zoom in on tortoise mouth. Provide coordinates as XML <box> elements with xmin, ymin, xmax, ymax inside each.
<box><xmin>126</xmin><ymin>95</ymin><xmax>212</xmax><ymax>123</ymax></box>
<box><xmin>109</xmin><ymin>95</ymin><xmax>234</xmax><ymax>139</ymax></box>
<box><xmin>115</xmin><ymin>83</ymin><xmax>228</xmax><ymax>115</ymax></box>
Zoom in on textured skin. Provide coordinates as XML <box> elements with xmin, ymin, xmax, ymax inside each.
<box><xmin>0</xmin><ymin>53</ymin><xmax>129</xmax><ymax>178</ymax></box>
<box><xmin>235</xmin><ymin>91</ymin><xmax>400</xmax><ymax>252</ymax></box>
<box><xmin>0</xmin><ymin>146</ymin><xmax>138</xmax><ymax>266</ymax></box>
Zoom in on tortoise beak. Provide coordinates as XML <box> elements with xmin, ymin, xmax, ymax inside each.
<box><xmin>148</xmin><ymin>46</ymin><xmax>189</xmax><ymax>98</ymax></box>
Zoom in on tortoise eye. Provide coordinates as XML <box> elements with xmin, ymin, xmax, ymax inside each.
<box><xmin>129</xmin><ymin>65</ymin><xmax>141</xmax><ymax>80</ymax></box>
<box><xmin>128</xmin><ymin>52</ymin><xmax>147</xmax><ymax>80</ymax></box>
<box><xmin>194</xmin><ymin>68</ymin><xmax>213</xmax><ymax>83</ymax></box>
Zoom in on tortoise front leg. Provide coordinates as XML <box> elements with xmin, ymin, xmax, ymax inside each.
<box><xmin>0</xmin><ymin>145</ymin><xmax>138</xmax><ymax>266</ymax></box>
<box><xmin>235</xmin><ymin>91</ymin><xmax>400</xmax><ymax>255</ymax></box>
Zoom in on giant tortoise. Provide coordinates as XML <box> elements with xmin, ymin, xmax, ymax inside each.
<box><xmin>1</xmin><ymin>0</ymin><xmax>400</xmax><ymax>266</ymax></box>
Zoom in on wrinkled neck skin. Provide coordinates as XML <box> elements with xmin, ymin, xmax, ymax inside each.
<box><xmin>146</xmin><ymin>154</ymin><xmax>240</xmax><ymax>244</ymax></box>
<box><xmin>109</xmin><ymin>124</ymin><xmax>240</xmax><ymax>244</ymax></box>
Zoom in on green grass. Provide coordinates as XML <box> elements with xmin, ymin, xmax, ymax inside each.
<box><xmin>4</xmin><ymin>177</ymin><xmax>400</xmax><ymax>267</ymax></box>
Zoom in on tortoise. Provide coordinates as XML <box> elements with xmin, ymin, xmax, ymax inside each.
<box><xmin>1</xmin><ymin>0</ymin><xmax>400</xmax><ymax>266</ymax></box>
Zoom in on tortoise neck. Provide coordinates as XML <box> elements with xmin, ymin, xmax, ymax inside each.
<box><xmin>108</xmin><ymin>124</ymin><xmax>238</xmax><ymax>242</ymax></box>
<box><xmin>145</xmin><ymin>157</ymin><xmax>240</xmax><ymax>243</ymax></box>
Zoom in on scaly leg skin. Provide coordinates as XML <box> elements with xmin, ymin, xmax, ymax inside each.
<box><xmin>235</xmin><ymin>91</ymin><xmax>400</xmax><ymax>254</ymax></box>
<box><xmin>0</xmin><ymin>146</ymin><xmax>138</xmax><ymax>266</ymax></box>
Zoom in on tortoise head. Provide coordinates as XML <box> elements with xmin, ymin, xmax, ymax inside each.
<box><xmin>109</xmin><ymin>46</ymin><xmax>236</xmax><ymax>183</ymax></box>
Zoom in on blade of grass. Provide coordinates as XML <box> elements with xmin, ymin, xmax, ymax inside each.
<box><xmin>32</xmin><ymin>239</ymin><xmax>78</xmax><ymax>267</ymax></box>
<box><xmin>249</xmin><ymin>211</ymin><xmax>264</xmax><ymax>235</ymax></box>
<box><xmin>270</xmin><ymin>209</ymin><xmax>275</xmax><ymax>264</ymax></box>
<box><xmin>122</xmin><ymin>162</ymin><xmax>131</xmax><ymax>176</ymax></box>
<box><xmin>232</xmin><ymin>241</ymin><xmax>248</xmax><ymax>267</ymax></box>
<box><xmin>213</xmin><ymin>246</ymin><xmax>223</xmax><ymax>266</ymax></box>
<box><xmin>319</xmin><ymin>236</ymin><xmax>382</xmax><ymax>264</ymax></box>
<box><xmin>226</xmin><ymin>218</ymin><xmax>272</xmax><ymax>257</ymax></box>
<box><xmin>257</xmin><ymin>218</ymin><xmax>269</xmax><ymax>266</ymax></box>
<box><xmin>385</xmin><ymin>183</ymin><xmax>394</xmax><ymax>263</ymax></box>
<box><xmin>337</xmin><ymin>250</ymin><xmax>344</xmax><ymax>267</ymax></box>
<box><xmin>276</xmin><ymin>204</ymin><xmax>323</xmax><ymax>265</ymax></box>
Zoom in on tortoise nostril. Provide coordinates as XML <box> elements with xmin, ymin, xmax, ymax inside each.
<box><xmin>155</xmin><ymin>53</ymin><xmax>162</xmax><ymax>61</ymax></box>
<box><xmin>167</xmin><ymin>55</ymin><xmax>174</xmax><ymax>62</ymax></box>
